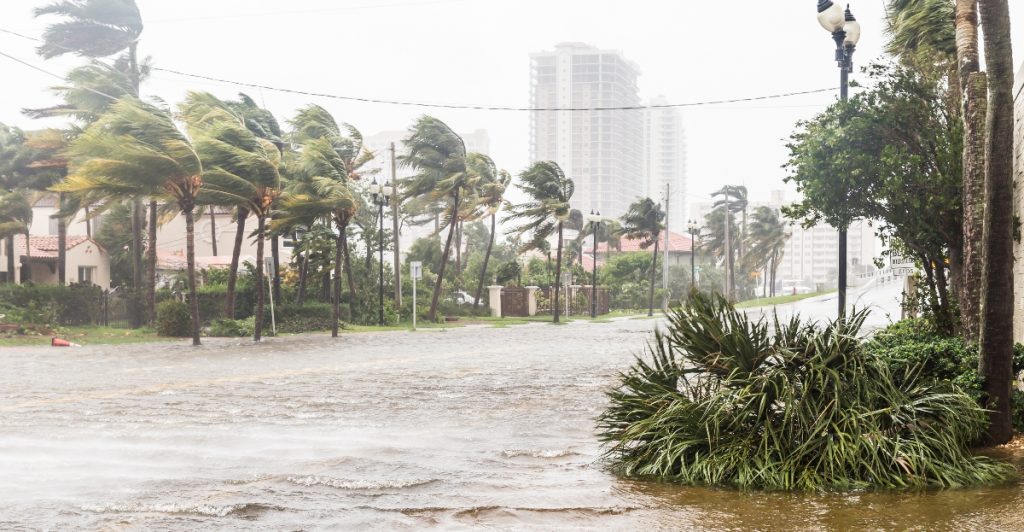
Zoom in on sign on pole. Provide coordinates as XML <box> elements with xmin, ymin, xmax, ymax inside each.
<box><xmin>411</xmin><ymin>262</ymin><xmax>422</xmax><ymax>330</ymax></box>
<box><xmin>411</xmin><ymin>261</ymin><xmax>422</xmax><ymax>280</ymax></box>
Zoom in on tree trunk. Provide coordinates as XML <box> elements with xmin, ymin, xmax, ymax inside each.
<box><xmin>648</xmin><ymin>237</ymin><xmax>659</xmax><ymax>317</ymax></box>
<box><xmin>455</xmin><ymin>220</ymin><xmax>462</xmax><ymax>274</ymax></box>
<box><xmin>977</xmin><ymin>0</ymin><xmax>1015</xmax><ymax>445</ymax></box>
<box><xmin>23</xmin><ymin>229</ymin><xmax>30</xmax><ymax>282</ymax></box>
<box><xmin>724</xmin><ymin>196</ymin><xmax>734</xmax><ymax>301</ymax></box>
<box><xmin>57</xmin><ymin>196</ymin><xmax>66</xmax><ymax>285</ymax></box>
<box><xmin>473</xmin><ymin>213</ymin><xmax>496</xmax><ymax>311</ymax></box>
<box><xmin>341</xmin><ymin>222</ymin><xmax>356</xmax><ymax>309</ymax></box>
<box><xmin>934</xmin><ymin>255</ymin><xmax>953</xmax><ymax>333</ymax></box>
<box><xmin>921</xmin><ymin>254</ymin><xmax>940</xmax><ymax>317</ymax></box>
<box><xmin>296</xmin><ymin>231</ymin><xmax>309</xmax><ymax>306</ymax></box>
<box><xmin>209</xmin><ymin>208</ymin><xmax>218</xmax><ymax>256</ymax></box>
<box><xmin>333</xmin><ymin>227</ymin><xmax>343</xmax><ymax>338</ymax></box>
<box><xmin>184</xmin><ymin>208</ymin><xmax>201</xmax><ymax>346</ymax></box>
<box><xmin>429</xmin><ymin>191</ymin><xmax>459</xmax><ymax>322</ymax></box>
<box><xmin>147</xmin><ymin>199</ymin><xmax>157</xmax><ymax>322</ymax></box>
<box><xmin>253</xmin><ymin>216</ymin><xmax>266</xmax><ymax>342</ymax></box>
<box><xmin>225</xmin><ymin>207</ymin><xmax>247</xmax><ymax>319</ymax></box>
<box><xmin>554</xmin><ymin>221</ymin><xmax>563</xmax><ymax>323</ymax></box>
<box><xmin>130</xmin><ymin>198</ymin><xmax>143</xmax><ymax>293</ymax></box>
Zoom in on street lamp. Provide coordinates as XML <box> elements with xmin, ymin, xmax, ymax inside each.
<box><xmin>368</xmin><ymin>178</ymin><xmax>394</xmax><ymax>326</ymax></box>
<box><xmin>585</xmin><ymin>210</ymin><xmax>609</xmax><ymax>318</ymax></box>
<box><xmin>816</xmin><ymin>0</ymin><xmax>860</xmax><ymax>317</ymax></box>
<box><xmin>687</xmin><ymin>219</ymin><xmax>699</xmax><ymax>291</ymax></box>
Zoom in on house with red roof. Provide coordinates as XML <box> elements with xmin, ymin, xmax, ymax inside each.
<box><xmin>582</xmin><ymin>230</ymin><xmax>696</xmax><ymax>272</ymax></box>
<box><xmin>0</xmin><ymin>235</ymin><xmax>111</xmax><ymax>289</ymax></box>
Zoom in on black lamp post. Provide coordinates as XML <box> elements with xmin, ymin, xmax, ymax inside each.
<box><xmin>369</xmin><ymin>179</ymin><xmax>394</xmax><ymax>326</ymax></box>
<box><xmin>816</xmin><ymin>0</ymin><xmax>860</xmax><ymax>317</ymax></box>
<box><xmin>687</xmin><ymin>219</ymin><xmax>699</xmax><ymax>291</ymax></box>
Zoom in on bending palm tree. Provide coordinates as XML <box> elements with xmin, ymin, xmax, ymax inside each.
<box><xmin>465</xmin><ymin>154</ymin><xmax>510</xmax><ymax>311</ymax></box>
<box><xmin>745</xmin><ymin>207</ymin><xmax>788</xmax><ymax>297</ymax></box>
<box><xmin>182</xmin><ymin>92</ymin><xmax>281</xmax><ymax>342</ymax></box>
<box><xmin>58</xmin><ymin>98</ymin><xmax>203</xmax><ymax>345</ymax></box>
<box><xmin>620</xmin><ymin>198</ymin><xmax>666</xmax><ymax>317</ymax></box>
<box><xmin>400</xmin><ymin>116</ymin><xmax>472</xmax><ymax>322</ymax></box>
<box><xmin>0</xmin><ymin>191</ymin><xmax>33</xmax><ymax>283</ymax></box>
<box><xmin>506</xmin><ymin>161</ymin><xmax>575</xmax><ymax>323</ymax></box>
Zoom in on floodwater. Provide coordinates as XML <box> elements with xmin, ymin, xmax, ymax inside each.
<box><xmin>1</xmin><ymin>317</ymin><xmax>1021</xmax><ymax>530</ymax></box>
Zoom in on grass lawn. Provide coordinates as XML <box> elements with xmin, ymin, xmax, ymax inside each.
<box><xmin>734</xmin><ymin>290</ymin><xmax>837</xmax><ymax>309</ymax></box>
<box><xmin>0</xmin><ymin>326</ymin><xmax>169</xmax><ymax>348</ymax></box>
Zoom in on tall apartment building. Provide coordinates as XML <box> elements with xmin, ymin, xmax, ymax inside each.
<box><xmin>530</xmin><ymin>42</ymin><xmax>645</xmax><ymax>219</ymax></box>
<box><xmin>690</xmin><ymin>190</ymin><xmax>877</xmax><ymax>289</ymax></box>
<box><xmin>644</xmin><ymin>95</ymin><xmax>687</xmax><ymax>234</ymax></box>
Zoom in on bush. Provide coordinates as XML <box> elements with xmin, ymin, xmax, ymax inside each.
<box><xmin>598</xmin><ymin>294</ymin><xmax>1015</xmax><ymax>490</ymax></box>
<box><xmin>0</xmin><ymin>283</ymin><xmax>103</xmax><ymax>326</ymax></box>
<box><xmin>867</xmin><ymin>318</ymin><xmax>1024</xmax><ymax>432</ymax></box>
<box><xmin>208</xmin><ymin>318</ymin><xmax>254</xmax><ymax>337</ymax></box>
<box><xmin>266</xmin><ymin>303</ymin><xmax>337</xmax><ymax>334</ymax></box>
<box><xmin>156</xmin><ymin>300</ymin><xmax>192</xmax><ymax>337</ymax></box>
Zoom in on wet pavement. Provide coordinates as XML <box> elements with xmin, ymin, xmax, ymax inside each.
<box><xmin>1</xmin><ymin>306</ymin><xmax>1022</xmax><ymax>530</ymax></box>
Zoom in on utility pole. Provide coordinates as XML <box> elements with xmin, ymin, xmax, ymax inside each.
<box><xmin>663</xmin><ymin>181</ymin><xmax>670</xmax><ymax>310</ymax></box>
<box><xmin>390</xmin><ymin>142</ymin><xmax>402</xmax><ymax>308</ymax></box>
<box><xmin>724</xmin><ymin>192</ymin><xmax>733</xmax><ymax>301</ymax></box>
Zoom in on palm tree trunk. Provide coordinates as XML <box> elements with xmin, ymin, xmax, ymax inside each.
<box><xmin>473</xmin><ymin>213</ymin><xmax>496</xmax><ymax>311</ymax></box>
<box><xmin>147</xmin><ymin>199</ymin><xmax>157</xmax><ymax>322</ymax></box>
<box><xmin>184</xmin><ymin>208</ymin><xmax>201</xmax><ymax>346</ymax></box>
<box><xmin>429</xmin><ymin>191</ymin><xmax>460</xmax><ymax>322</ymax></box>
<box><xmin>130</xmin><ymin>198</ymin><xmax>143</xmax><ymax>291</ymax></box>
<box><xmin>341</xmin><ymin>222</ymin><xmax>356</xmax><ymax>307</ymax></box>
<box><xmin>57</xmin><ymin>194</ymin><xmax>66</xmax><ymax>285</ymax></box>
<box><xmin>225</xmin><ymin>207</ymin><xmax>247</xmax><ymax>319</ymax></box>
<box><xmin>977</xmin><ymin>0</ymin><xmax>1015</xmax><ymax>445</ymax></box>
<box><xmin>958</xmin><ymin>0</ymin><xmax>985</xmax><ymax>341</ymax></box>
<box><xmin>295</xmin><ymin>231</ymin><xmax>309</xmax><ymax>306</ymax></box>
<box><xmin>455</xmin><ymin>220</ymin><xmax>462</xmax><ymax>274</ymax></box>
<box><xmin>554</xmin><ymin>221</ymin><xmax>564</xmax><ymax>323</ymax></box>
<box><xmin>333</xmin><ymin>228</ymin><xmax>343</xmax><ymax>338</ymax></box>
<box><xmin>5</xmin><ymin>236</ymin><xmax>14</xmax><ymax>284</ymax></box>
<box><xmin>648</xmin><ymin>237</ymin><xmax>659</xmax><ymax>317</ymax></box>
<box><xmin>253</xmin><ymin>216</ymin><xmax>266</xmax><ymax>342</ymax></box>
<box><xmin>724</xmin><ymin>195</ymin><xmax>733</xmax><ymax>301</ymax></box>
<box><xmin>85</xmin><ymin>206</ymin><xmax>91</xmax><ymax>238</ymax></box>
<box><xmin>209</xmin><ymin>208</ymin><xmax>218</xmax><ymax>256</ymax></box>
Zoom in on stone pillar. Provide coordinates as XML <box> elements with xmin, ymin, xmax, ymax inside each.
<box><xmin>488</xmin><ymin>285</ymin><xmax>503</xmax><ymax>318</ymax></box>
<box><xmin>526</xmin><ymin>286</ymin><xmax>540</xmax><ymax>317</ymax></box>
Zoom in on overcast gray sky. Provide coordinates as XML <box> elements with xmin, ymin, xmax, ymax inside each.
<box><xmin>1</xmin><ymin>0</ymin><xmax>1022</xmax><ymax>213</ymax></box>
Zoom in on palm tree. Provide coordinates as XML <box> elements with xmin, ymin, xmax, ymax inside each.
<box><xmin>0</xmin><ymin>190</ymin><xmax>33</xmax><ymax>283</ymax></box>
<box><xmin>463</xmin><ymin>154</ymin><xmax>510</xmax><ymax>311</ymax></box>
<box><xmin>745</xmin><ymin>207</ymin><xmax>789</xmax><ymax>297</ymax></box>
<box><xmin>710</xmin><ymin>186</ymin><xmax>746</xmax><ymax>300</ymax></box>
<box><xmin>884</xmin><ymin>0</ymin><xmax>957</xmax><ymax>62</ymax></box>
<box><xmin>976</xmin><ymin>0</ymin><xmax>1014</xmax><ymax>445</ymax></box>
<box><xmin>289</xmin><ymin>105</ymin><xmax>375</xmax><ymax>316</ymax></box>
<box><xmin>700</xmin><ymin>206</ymin><xmax>739</xmax><ymax>298</ymax></box>
<box><xmin>58</xmin><ymin>98</ymin><xmax>203</xmax><ymax>345</ymax></box>
<box><xmin>400</xmin><ymin>116</ymin><xmax>472</xmax><ymax>322</ymax></box>
<box><xmin>182</xmin><ymin>92</ymin><xmax>281</xmax><ymax>342</ymax></box>
<box><xmin>35</xmin><ymin>0</ymin><xmax>148</xmax><ymax>301</ymax></box>
<box><xmin>620</xmin><ymin>198</ymin><xmax>666</xmax><ymax>317</ymax></box>
<box><xmin>506</xmin><ymin>161</ymin><xmax>575</xmax><ymax>323</ymax></box>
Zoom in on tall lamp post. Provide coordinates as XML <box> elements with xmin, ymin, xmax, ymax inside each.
<box><xmin>816</xmin><ymin>0</ymin><xmax>860</xmax><ymax>317</ymax></box>
<box><xmin>687</xmin><ymin>219</ymin><xmax>699</xmax><ymax>291</ymax></box>
<box><xmin>369</xmin><ymin>179</ymin><xmax>394</xmax><ymax>326</ymax></box>
<box><xmin>585</xmin><ymin>210</ymin><xmax>609</xmax><ymax>318</ymax></box>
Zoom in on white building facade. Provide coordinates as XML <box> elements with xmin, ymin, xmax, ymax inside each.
<box><xmin>643</xmin><ymin>95</ymin><xmax>688</xmax><ymax>234</ymax></box>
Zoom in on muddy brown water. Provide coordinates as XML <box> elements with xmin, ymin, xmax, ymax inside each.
<box><xmin>0</xmin><ymin>319</ymin><xmax>1020</xmax><ymax>530</ymax></box>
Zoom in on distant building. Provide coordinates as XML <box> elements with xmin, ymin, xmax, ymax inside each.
<box><xmin>1</xmin><ymin>235</ymin><xmax>111</xmax><ymax>289</ymax></box>
<box><xmin>690</xmin><ymin>190</ymin><xmax>877</xmax><ymax>289</ymax></box>
<box><xmin>1011</xmin><ymin>62</ymin><xmax>1024</xmax><ymax>342</ymax></box>
<box><xmin>530</xmin><ymin>42</ymin><xmax>645</xmax><ymax>219</ymax></box>
<box><xmin>644</xmin><ymin>96</ymin><xmax>688</xmax><ymax>234</ymax></box>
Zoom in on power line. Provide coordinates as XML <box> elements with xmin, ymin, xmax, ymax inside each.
<box><xmin>0</xmin><ymin>26</ymin><xmax>839</xmax><ymax>113</ymax></box>
<box><xmin>0</xmin><ymin>49</ymin><xmax>121</xmax><ymax>102</ymax></box>
<box><xmin>146</xmin><ymin>0</ymin><xmax>473</xmax><ymax>23</ymax></box>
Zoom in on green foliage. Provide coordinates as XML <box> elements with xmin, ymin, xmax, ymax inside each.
<box><xmin>598</xmin><ymin>294</ymin><xmax>1016</xmax><ymax>490</ymax></box>
<box><xmin>867</xmin><ymin>319</ymin><xmax>1024</xmax><ymax>432</ymax></box>
<box><xmin>156</xmin><ymin>299</ymin><xmax>191</xmax><ymax>337</ymax></box>
<box><xmin>0</xmin><ymin>283</ymin><xmax>103</xmax><ymax>326</ymax></box>
<box><xmin>266</xmin><ymin>303</ymin><xmax>340</xmax><ymax>333</ymax></box>
<box><xmin>208</xmin><ymin>317</ymin><xmax>254</xmax><ymax>337</ymax></box>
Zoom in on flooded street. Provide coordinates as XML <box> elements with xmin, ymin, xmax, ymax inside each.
<box><xmin>1</xmin><ymin>318</ymin><xmax>1022</xmax><ymax>530</ymax></box>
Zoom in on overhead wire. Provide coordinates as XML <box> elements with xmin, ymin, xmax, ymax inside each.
<box><xmin>0</xmin><ymin>26</ymin><xmax>839</xmax><ymax>113</ymax></box>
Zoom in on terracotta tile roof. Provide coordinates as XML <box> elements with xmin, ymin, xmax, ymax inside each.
<box><xmin>596</xmin><ymin>230</ymin><xmax>695</xmax><ymax>254</ymax></box>
<box><xmin>12</xmin><ymin>235</ymin><xmax>96</xmax><ymax>260</ymax></box>
<box><xmin>157</xmin><ymin>252</ymin><xmax>254</xmax><ymax>271</ymax></box>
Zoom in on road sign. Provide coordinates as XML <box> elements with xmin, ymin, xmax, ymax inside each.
<box><xmin>892</xmin><ymin>267</ymin><xmax>915</xmax><ymax>276</ymax></box>
<box><xmin>411</xmin><ymin>261</ymin><xmax>422</xmax><ymax>280</ymax></box>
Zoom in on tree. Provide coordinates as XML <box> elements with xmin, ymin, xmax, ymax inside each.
<box><xmin>0</xmin><ymin>190</ymin><xmax>33</xmax><ymax>283</ymax></box>
<box><xmin>701</xmin><ymin>198</ymin><xmax>740</xmax><ymax>300</ymax></box>
<box><xmin>182</xmin><ymin>92</ymin><xmax>281</xmax><ymax>342</ymax></box>
<box><xmin>464</xmin><ymin>154</ymin><xmax>510</xmax><ymax>311</ymax></box>
<box><xmin>784</xmin><ymin>63</ymin><xmax>962</xmax><ymax>331</ymax></box>
<box><xmin>59</xmin><ymin>98</ymin><xmax>203</xmax><ymax>345</ymax></box>
<box><xmin>620</xmin><ymin>198</ymin><xmax>666</xmax><ymax>317</ymax></box>
<box><xmin>506</xmin><ymin>161</ymin><xmax>575</xmax><ymax>323</ymax></box>
<box><xmin>35</xmin><ymin>0</ymin><xmax>148</xmax><ymax>303</ymax></box>
<box><xmin>745</xmin><ymin>207</ymin><xmax>789</xmax><ymax>297</ymax></box>
<box><xmin>976</xmin><ymin>0</ymin><xmax>1014</xmax><ymax>445</ymax></box>
<box><xmin>711</xmin><ymin>185</ymin><xmax>747</xmax><ymax>300</ymax></box>
<box><xmin>400</xmin><ymin>116</ymin><xmax>472</xmax><ymax>322</ymax></box>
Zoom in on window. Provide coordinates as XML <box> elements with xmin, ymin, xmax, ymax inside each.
<box><xmin>78</xmin><ymin>266</ymin><xmax>96</xmax><ymax>284</ymax></box>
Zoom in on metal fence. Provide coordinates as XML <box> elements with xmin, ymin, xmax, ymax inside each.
<box><xmin>537</xmin><ymin>286</ymin><xmax>610</xmax><ymax>316</ymax></box>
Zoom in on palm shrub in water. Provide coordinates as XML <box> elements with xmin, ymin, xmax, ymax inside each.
<box><xmin>598</xmin><ymin>294</ymin><xmax>1015</xmax><ymax>490</ymax></box>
